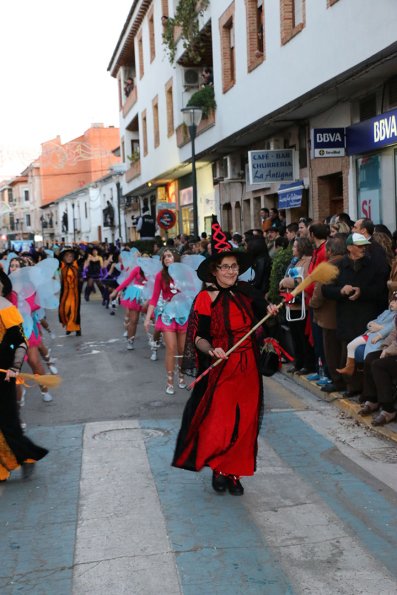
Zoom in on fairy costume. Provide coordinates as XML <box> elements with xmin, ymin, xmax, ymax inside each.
<box><xmin>117</xmin><ymin>266</ymin><xmax>146</xmax><ymax>311</ymax></box>
<box><xmin>0</xmin><ymin>296</ymin><xmax>48</xmax><ymax>481</ymax></box>
<box><xmin>149</xmin><ymin>271</ymin><xmax>189</xmax><ymax>333</ymax></box>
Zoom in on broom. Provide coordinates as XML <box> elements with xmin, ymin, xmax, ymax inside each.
<box><xmin>187</xmin><ymin>261</ymin><xmax>339</xmax><ymax>390</ymax></box>
<box><xmin>0</xmin><ymin>370</ymin><xmax>62</xmax><ymax>388</ymax></box>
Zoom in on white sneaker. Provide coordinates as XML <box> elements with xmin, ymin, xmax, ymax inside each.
<box><xmin>178</xmin><ymin>378</ymin><xmax>187</xmax><ymax>389</ymax></box>
<box><xmin>127</xmin><ymin>338</ymin><xmax>135</xmax><ymax>350</ymax></box>
<box><xmin>150</xmin><ymin>350</ymin><xmax>158</xmax><ymax>361</ymax></box>
<box><xmin>165</xmin><ymin>384</ymin><xmax>175</xmax><ymax>395</ymax></box>
<box><xmin>20</xmin><ymin>388</ymin><xmax>26</xmax><ymax>407</ymax></box>
<box><xmin>48</xmin><ymin>363</ymin><xmax>58</xmax><ymax>375</ymax></box>
<box><xmin>42</xmin><ymin>391</ymin><xmax>53</xmax><ymax>403</ymax></box>
<box><xmin>123</xmin><ymin>330</ymin><xmax>128</xmax><ymax>338</ymax></box>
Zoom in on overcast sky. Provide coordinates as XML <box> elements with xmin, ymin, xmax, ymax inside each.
<box><xmin>0</xmin><ymin>0</ymin><xmax>132</xmax><ymax>179</ymax></box>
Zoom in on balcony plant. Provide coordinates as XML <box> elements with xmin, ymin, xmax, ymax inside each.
<box><xmin>186</xmin><ymin>85</ymin><xmax>216</xmax><ymax>119</ymax></box>
<box><xmin>163</xmin><ymin>0</ymin><xmax>210</xmax><ymax>64</ymax></box>
<box><xmin>127</xmin><ymin>149</ymin><xmax>141</xmax><ymax>163</ymax></box>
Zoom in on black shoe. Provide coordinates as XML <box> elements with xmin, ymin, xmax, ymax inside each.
<box><xmin>212</xmin><ymin>471</ymin><xmax>227</xmax><ymax>493</ymax></box>
<box><xmin>343</xmin><ymin>389</ymin><xmax>361</xmax><ymax>398</ymax></box>
<box><xmin>66</xmin><ymin>331</ymin><xmax>71</xmax><ymax>336</ymax></box>
<box><xmin>227</xmin><ymin>475</ymin><xmax>244</xmax><ymax>496</ymax></box>
<box><xmin>321</xmin><ymin>383</ymin><xmax>345</xmax><ymax>393</ymax></box>
<box><xmin>295</xmin><ymin>368</ymin><xmax>312</xmax><ymax>376</ymax></box>
<box><xmin>76</xmin><ymin>331</ymin><xmax>81</xmax><ymax>337</ymax></box>
<box><xmin>287</xmin><ymin>366</ymin><xmax>297</xmax><ymax>374</ymax></box>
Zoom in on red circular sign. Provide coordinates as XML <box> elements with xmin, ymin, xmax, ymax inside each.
<box><xmin>157</xmin><ymin>209</ymin><xmax>176</xmax><ymax>230</ymax></box>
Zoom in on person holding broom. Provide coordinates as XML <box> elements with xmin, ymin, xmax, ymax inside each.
<box><xmin>172</xmin><ymin>216</ymin><xmax>278</xmax><ymax>495</ymax></box>
<box><xmin>172</xmin><ymin>216</ymin><xmax>338</xmax><ymax>496</ymax></box>
<box><xmin>0</xmin><ymin>276</ymin><xmax>48</xmax><ymax>482</ymax></box>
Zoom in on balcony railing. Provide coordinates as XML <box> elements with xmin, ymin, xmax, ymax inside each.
<box><xmin>125</xmin><ymin>159</ymin><xmax>141</xmax><ymax>182</ymax></box>
<box><xmin>122</xmin><ymin>86</ymin><xmax>138</xmax><ymax>118</ymax></box>
<box><xmin>176</xmin><ymin>109</ymin><xmax>216</xmax><ymax>148</ymax></box>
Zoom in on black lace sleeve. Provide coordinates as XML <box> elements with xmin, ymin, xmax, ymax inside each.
<box><xmin>181</xmin><ymin>296</ymin><xmax>213</xmax><ymax>377</ymax></box>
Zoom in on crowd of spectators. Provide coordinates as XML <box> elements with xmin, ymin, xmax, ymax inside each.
<box><xmin>2</xmin><ymin>206</ymin><xmax>397</xmax><ymax>427</ymax></box>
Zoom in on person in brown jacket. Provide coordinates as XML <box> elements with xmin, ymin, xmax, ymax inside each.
<box><xmin>310</xmin><ymin>236</ymin><xmax>347</xmax><ymax>392</ymax></box>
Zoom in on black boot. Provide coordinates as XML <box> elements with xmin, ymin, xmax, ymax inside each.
<box><xmin>227</xmin><ymin>475</ymin><xmax>244</xmax><ymax>496</ymax></box>
<box><xmin>212</xmin><ymin>471</ymin><xmax>227</xmax><ymax>493</ymax></box>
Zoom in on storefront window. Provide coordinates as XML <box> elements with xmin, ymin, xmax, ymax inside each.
<box><xmin>356</xmin><ymin>154</ymin><xmax>381</xmax><ymax>223</ymax></box>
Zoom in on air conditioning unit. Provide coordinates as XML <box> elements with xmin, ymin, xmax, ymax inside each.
<box><xmin>183</xmin><ymin>68</ymin><xmax>201</xmax><ymax>88</ymax></box>
<box><xmin>212</xmin><ymin>160</ymin><xmax>225</xmax><ymax>183</ymax></box>
<box><xmin>265</xmin><ymin>137</ymin><xmax>284</xmax><ymax>151</ymax></box>
<box><xmin>225</xmin><ymin>154</ymin><xmax>245</xmax><ymax>180</ymax></box>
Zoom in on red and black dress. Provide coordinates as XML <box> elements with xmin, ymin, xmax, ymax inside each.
<box><xmin>172</xmin><ymin>283</ymin><xmax>264</xmax><ymax>477</ymax></box>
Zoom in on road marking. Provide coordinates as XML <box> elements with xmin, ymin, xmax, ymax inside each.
<box><xmin>72</xmin><ymin>420</ymin><xmax>181</xmax><ymax>595</ymax></box>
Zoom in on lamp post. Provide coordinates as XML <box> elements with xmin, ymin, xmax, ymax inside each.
<box><xmin>181</xmin><ymin>106</ymin><xmax>203</xmax><ymax>239</ymax></box>
<box><xmin>71</xmin><ymin>202</ymin><xmax>75</xmax><ymax>243</ymax></box>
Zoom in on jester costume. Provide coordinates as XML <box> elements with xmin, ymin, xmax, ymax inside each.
<box><xmin>0</xmin><ymin>296</ymin><xmax>48</xmax><ymax>481</ymax></box>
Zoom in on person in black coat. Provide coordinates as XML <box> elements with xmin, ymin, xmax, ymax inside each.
<box><xmin>322</xmin><ymin>233</ymin><xmax>388</xmax><ymax>344</ymax></box>
<box><xmin>246</xmin><ymin>236</ymin><xmax>272</xmax><ymax>295</ymax></box>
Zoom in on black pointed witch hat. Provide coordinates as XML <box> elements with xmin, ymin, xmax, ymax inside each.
<box><xmin>196</xmin><ymin>215</ymin><xmax>252</xmax><ymax>281</ymax></box>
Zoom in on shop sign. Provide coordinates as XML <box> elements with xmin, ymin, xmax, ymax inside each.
<box><xmin>157</xmin><ymin>201</ymin><xmax>176</xmax><ymax>210</ymax></box>
<box><xmin>157</xmin><ymin>209</ymin><xmax>176</xmax><ymax>230</ymax></box>
<box><xmin>311</xmin><ymin>128</ymin><xmax>345</xmax><ymax>157</ymax></box>
<box><xmin>248</xmin><ymin>150</ymin><xmax>295</xmax><ymax>184</ymax></box>
<box><xmin>278</xmin><ymin>181</ymin><xmax>304</xmax><ymax>209</ymax></box>
<box><xmin>347</xmin><ymin>107</ymin><xmax>397</xmax><ymax>155</ymax></box>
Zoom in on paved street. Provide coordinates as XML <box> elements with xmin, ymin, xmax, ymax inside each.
<box><xmin>1</xmin><ymin>298</ymin><xmax>397</xmax><ymax>595</ymax></box>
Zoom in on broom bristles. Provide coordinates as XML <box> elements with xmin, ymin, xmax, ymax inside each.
<box><xmin>20</xmin><ymin>373</ymin><xmax>62</xmax><ymax>388</ymax></box>
<box><xmin>291</xmin><ymin>262</ymin><xmax>339</xmax><ymax>297</ymax></box>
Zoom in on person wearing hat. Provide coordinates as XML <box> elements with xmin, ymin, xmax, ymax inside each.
<box><xmin>59</xmin><ymin>247</ymin><xmax>82</xmax><ymax>337</ymax></box>
<box><xmin>172</xmin><ymin>216</ymin><xmax>275</xmax><ymax>496</ymax></box>
<box><xmin>321</xmin><ymin>232</ymin><xmax>389</xmax><ymax>394</ymax></box>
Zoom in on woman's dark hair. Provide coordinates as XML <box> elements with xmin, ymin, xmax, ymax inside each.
<box><xmin>294</xmin><ymin>237</ymin><xmax>313</xmax><ymax>257</ymax></box>
<box><xmin>161</xmin><ymin>248</ymin><xmax>180</xmax><ymax>285</ymax></box>
<box><xmin>374</xmin><ymin>223</ymin><xmax>392</xmax><ymax>239</ymax></box>
<box><xmin>337</xmin><ymin>212</ymin><xmax>353</xmax><ymax>228</ymax></box>
<box><xmin>8</xmin><ymin>257</ymin><xmax>26</xmax><ymax>273</ymax></box>
<box><xmin>275</xmin><ymin>237</ymin><xmax>289</xmax><ymax>250</ymax></box>
<box><xmin>246</xmin><ymin>237</ymin><xmax>269</xmax><ymax>259</ymax></box>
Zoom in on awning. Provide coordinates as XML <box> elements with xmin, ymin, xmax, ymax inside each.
<box><xmin>278</xmin><ymin>181</ymin><xmax>304</xmax><ymax>209</ymax></box>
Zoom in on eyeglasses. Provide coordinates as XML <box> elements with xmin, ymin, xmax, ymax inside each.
<box><xmin>217</xmin><ymin>263</ymin><xmax>239</xmax><ymax>272</ymax></box>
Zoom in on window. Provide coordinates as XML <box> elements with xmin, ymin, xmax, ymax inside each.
<box><xmin>245</xmin><ymin>0</ymin><xmax>265</xmax><ymax>72</ymax></box>
<box><xmin>280</xmin><ymin>0</ymin><xmax>306</xmax><ymax>45</ymax></box>
<box><xmin>219</xmin><ymin>2</ymin><xmax>236</xmax><ymax>93</ymax></box>
<box><xmin>162</xmin><ymin>0</ymin><xmax>169</xmax><ymax>22</ymax></box>
<box><xmin>142</xmin><ymin>110</ymin><xmax>148</xmax><ymax>156</ymax></box>
<box><xmin>359</xmin><ymin>95</ymin><xmax>377</xmax><ymax>121</ymax></box>
<box><xmin>25</xmin><ymin>214</ymin><xmax>31</xmax><ymax>227</ymax></box>
<box><xmin>148</xmin><ymin>10</ymin><xmax>155</xmax><ymax>62</ymax></box>
<box><xmin>153</xmin><ymin>96</ymin><xmax>160</xmax><ymax>148</ymax></box>
<box><xmin>165</xmin><ymin>79</ymin><xmax>174</xmax><ymax>136</ymax></box>
<box><xmin>24</xmin><ymin>189</ymin><xmax>29</xmax><ymax>202</ymax></box>
<box><xmin>137</xmin><ymin>31</ymin><xmax>144</xmax><ymax>78</ymax></box>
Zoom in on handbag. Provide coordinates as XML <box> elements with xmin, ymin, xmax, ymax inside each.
<box><xmin>259</xmin><ymin>338</ymin><xmax>293</xmax><ymax>377</ymax></box>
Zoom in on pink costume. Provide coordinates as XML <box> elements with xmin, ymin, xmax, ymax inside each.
<box><xmin>117</xmin><ymin>266</ymin><xmax>146</xmax><ymax>312</ymax></box>
<box><xmin>149</xmin><ymin>271</ymin><xmax>188</xmax><ymax>333</ymax></box>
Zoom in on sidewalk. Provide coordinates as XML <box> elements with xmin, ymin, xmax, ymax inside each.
<box><xmin>280</xmin><ymin>366</ymin><xmax>397</xmax><ymax>445</ymax></box>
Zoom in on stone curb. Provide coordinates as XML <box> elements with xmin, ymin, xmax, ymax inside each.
<box><xmin>280</xmin><ymin>366</ymin><xmax>397</xmax><ymax>445</ymax></box>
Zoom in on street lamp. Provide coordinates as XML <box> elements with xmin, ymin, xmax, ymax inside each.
<box><xmin>181</xmin><ymin>105</ymin><xmax>203</xmax><ymax>239</ymax></box>
<box><xmin>71</xmin><ymin>202</ymin><xmax>75</xmax><ymax>243</ymax></box>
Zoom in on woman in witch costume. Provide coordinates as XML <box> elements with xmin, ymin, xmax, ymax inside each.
<box><xmin>0</xmin><ymin>277</ymin><xmax>48</xmax><ymax>481</ymax></box>
<box><xmin>172</xmin><ymin>217</ymin><xmax>274</xmax><ymax>495</ymax></box>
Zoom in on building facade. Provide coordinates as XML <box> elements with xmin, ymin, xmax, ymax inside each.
<box><xmin>108</xmin><ymin>0</ymin><xmax>397</xmax><ymax>234</ymax></box>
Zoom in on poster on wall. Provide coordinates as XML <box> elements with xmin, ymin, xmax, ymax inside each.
<box><xmin>357</xmin><ymin>189</ymin><xmax>381</xmax><ymax>224</ymax></box>
<box><xmin>248</xmin><ymin>150</ymin><xmax>295</xmax><ymax>184</ymax></box>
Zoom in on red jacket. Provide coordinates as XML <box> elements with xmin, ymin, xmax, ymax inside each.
<box><xmin>306</xmin><ymin>241</ymin><xmax>327</xmax><ymax>300</ymax></box>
